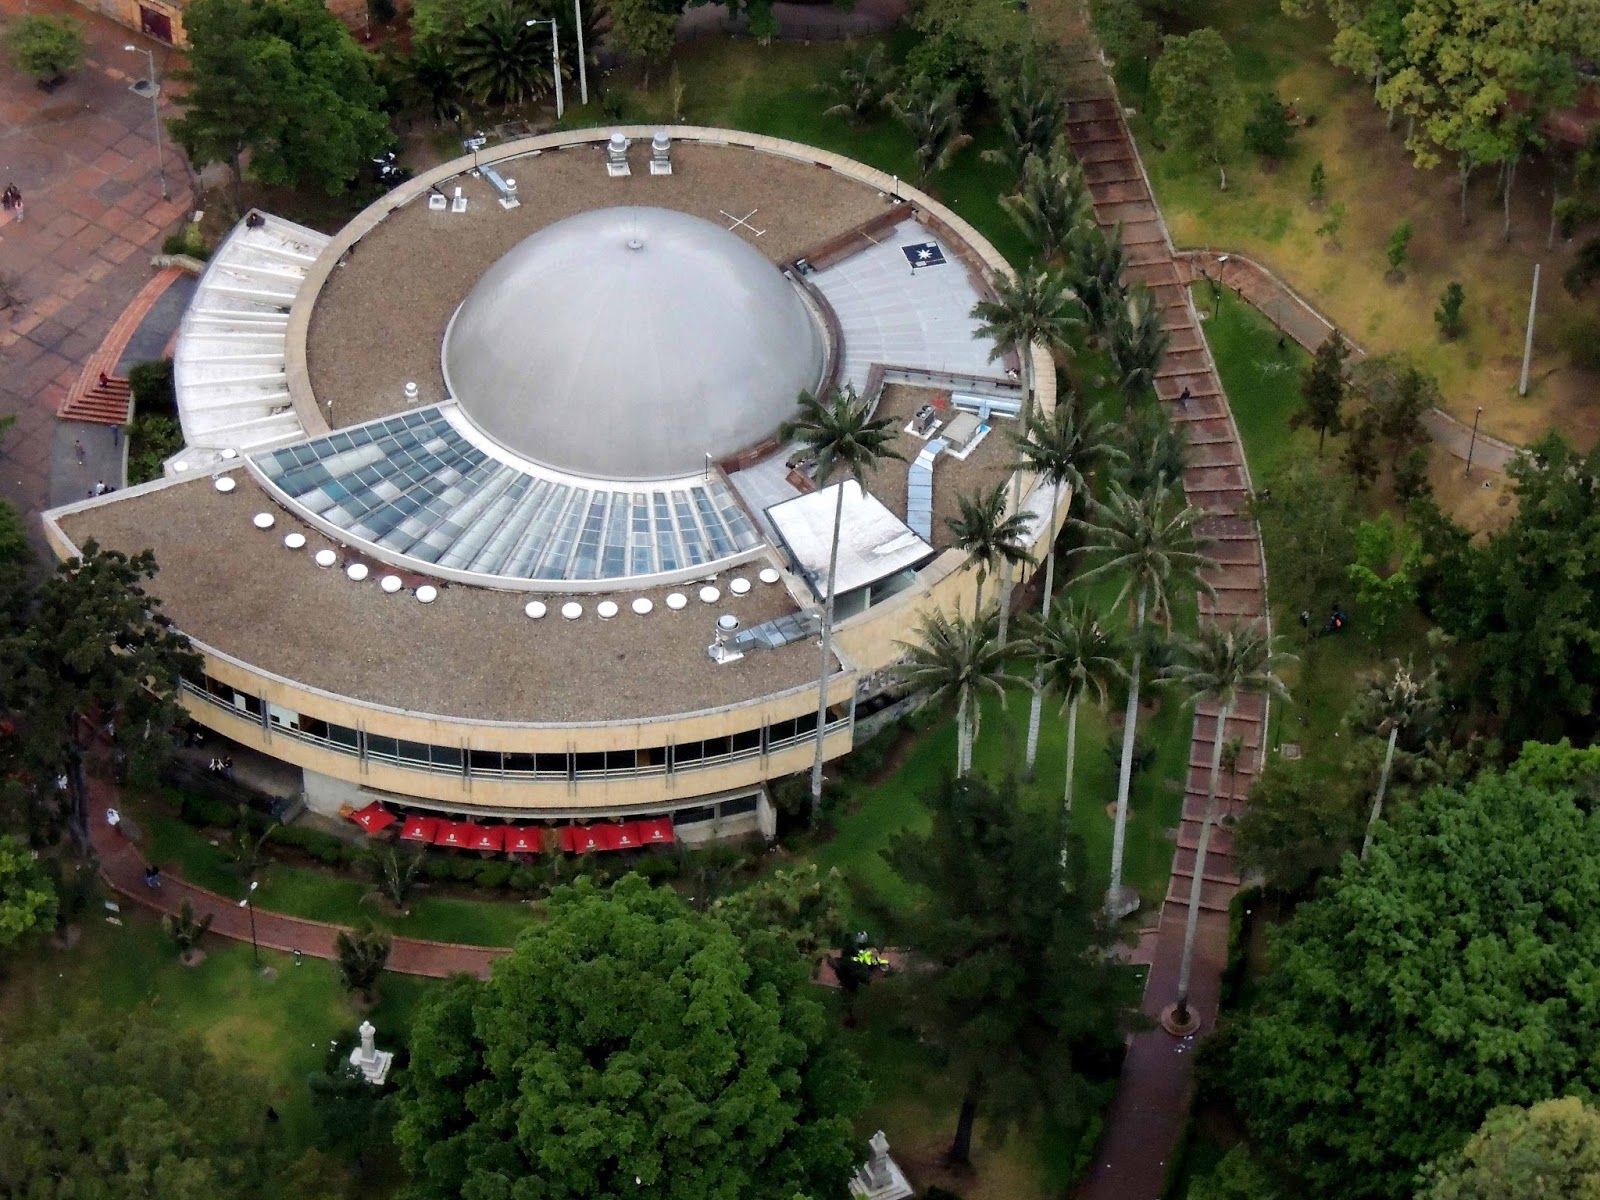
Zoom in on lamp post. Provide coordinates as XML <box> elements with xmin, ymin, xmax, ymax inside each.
<box><xmin>525</xmin><ymin>18</ymin><xmax>563</xmax><ymax>121</ymax></box>
<box><xmin>238</xmin><ymin>879</ymin><xmax>259</xmax><ymax>969</ymax></box>
<box><xmin>1465</xmin><ymin>406</ymin><xmax>1482</xmax><ymax>478</ymax></box>
<box><xmin>123</xmin><ymin>44</ymin><xmax>169</xmax><ymax>201</ymax></box>
<box><xmin>574</xmin><ymin>0</ymin><xmax>588</xmax><ymax>107</ymax></box>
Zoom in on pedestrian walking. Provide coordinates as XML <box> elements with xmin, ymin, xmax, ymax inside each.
<box><xmin>74</xmin><ymin>438</ymin><xmax>85</xmax><ymax>465</ymax></box>
<box><xmin>144</xmin><ymin>864</ymin><xmax>162</xmax><ymax>888</ymax></box>
<box><xmin>106</xmin><ymin>807</ymin><xmax>122</xmax><ymax>833</ymax></box>
<box><xmin>1178</xmin><ymin>386</ymin><xmax>1192</xmax><ymax>409</ymax></box>
<box><xmin>1</xmin><ymin>183</ymin><xmax>15</xmax><ymax>211</ymax></box>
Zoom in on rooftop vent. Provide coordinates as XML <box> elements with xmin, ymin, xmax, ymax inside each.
<box><xmin>650</xmin><ymin>130</ymin><xmax>672</xmax><ymax>176</ymax></box>
<box><xmin>631</xmin><ymin>597</ymin><xmax>653</xmax><ymax>615</ymax></box>
<box><xmin>284</xmin><ymin>533</ymin><xmax>306</xmax><ymax>550</ymax></box>
<box><xmin>252</xmin><ymin>512</ymin><xmax>275</xmax><ymax>529</ymax></box>
<box><xmin>525</xmin><ymin>600</ymin><xmax>547</xmax><ymax>619</ymax></box>
<box><xmin>416</xmin><ymin>585</ymin><xmax>438</xmax><ymax>603</ymax></box>
<box><xmin>606</xmin><ymin>132</ymin><xmax>631</xmax><ymax>178</ymax></box>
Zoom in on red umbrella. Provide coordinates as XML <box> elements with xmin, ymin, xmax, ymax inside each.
<box><xmin>432</xmin><ymin>821</ymin><xmax>472</xmax><ymax>848</ymax></box>
<box><xmin>468</xmin><ymin>825</ymin><xmax>505</xmax><ymax>853</ymax></box>
<box><xmin>504</xmin><ymin>826</ymin><xmax>542</xmax><ymax>854</ymax></box>
<box><xmin>399</xmin><ymin>814</ymin><xmax>439</xmax><ymax>843</ymax></box>
<box><xmin>592</xmin><ymin>824</ymin><xmax>626</xmax><ymax>852</ymax></box>
<box><xmin>636</xmin><ymin>817</ymin><xmax>674</xmax><ymax>845</ymax></box>
<box><xmin>351</xmin><ymin>802</ymin><xmax>397</xmax><ymax>833</ymax></box>
<box><xmin>563</xmin><ymin>825</ymin><xmax>603</xmax><ymax>854</ymax></box>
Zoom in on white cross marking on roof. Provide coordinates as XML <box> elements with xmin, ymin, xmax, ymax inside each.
<box><xmin>720</xmin><ymin>208</ymin><xmax>767</xmax><ymax>238</ymax></box>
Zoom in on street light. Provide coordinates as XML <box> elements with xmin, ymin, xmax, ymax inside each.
<box><xmin>238</xmin><ymin>879</ymin><xmax>260</xmax><ymax>969</ymax></box>
<box><xmin>525</xmin><ymin>18</ymin><xmax>563</xmax><ymax>121</ymax></box>
<box><xmin>573</xmin><ymin>0</ymin><xmax>588</xmax><ymax>107</ymax></box>
<box><xmin>1465</xmin><ymin>406</ymin><xmax>1483</xmax><ymax>478</ymax></box>
<box><xmin>123</xmin><ymin>44</ymin><xmax>169</xmax><ymax>201</ymax></box>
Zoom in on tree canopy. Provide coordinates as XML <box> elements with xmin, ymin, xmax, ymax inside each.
<box><xmin>0</xmin><ymin>834</ymin><xmax>56</xmax><ymax>951</ymax></box>
<box><xmin>393</xmin><ymin>874</ymin><xmax>866</xmax><ymax>1200</ymax></box>
<box><xmin>1226</xmin><ymin>755</ymin><xmax>1600</xmax><ymax>1200</ymax></box>
<box><xmin>0</xmin><ymin>1020</ymin><xmax>331</xmax><ymax>1200</ymax></box>
<box><xmin>170</xmin><ymin>0</ymin><xmax>390</xmax><ymax>196</ymax></box>
<box><xmin>1150</xmin><ymin>29</ymin><xmax>1241</xmax><ymax>187</ymax></box>
<box><xmin>1419</xmin><ymin>1096</ymin><xmax>1600</xmax><ymax>1200</ymax></box>
<box><xmin>877</xmin><ymin>774</ymin><xmax>1126</xmax><ymax>1166</ymax></box>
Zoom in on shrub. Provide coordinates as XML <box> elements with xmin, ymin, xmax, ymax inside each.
<box><xmin>1563</xmin><ymin>236</ymin><xmax>1600</xmax><ymax>297</ymax></box>
<box><xmin>1393</xmin><ymin>445</ymin><xmax>1433</xmax><ymax>507</ymax></box>
<box><xmin>1434</xmin><ymin>282</ymin><xmax>1466</xmax><ymax>340</ymax></box>
<box><xmin>179</xmin><ymin>790</ymin><xmax>239</xmax><ymax>829</ymax></box>
<box><xmin>5</xmin><ymin>14</ymin><xmax>85</xmax><ymax>83</ymax></box>
<box><xmin>127</xmin><ymin>358</ymin><xmax>176</xmax><ymax>418</ymax></box>
<box><xmin>448</xmin><ymin>857</ymin><xmax>481</xmax><ymax>883</ymax></box>
<box><xmin>508</xmin><ymin>863</ymin><xmax>547</xmax><ymax>893</ymax></box>
<box><xmin>273</xmin><ymin>823</ymin><xmax>348</xmax><ymax>865</ymax></box>
<box><xmin>1556</xmin><ymin>313</ymin><xmax>1600</xmax><ymax>372</ymax></box>
<box><xmin>160</xmin><ymin>224</ymin><xmax>211</xmax><ymax>261</ymax></box>
<box><xmin>633</xmin><ymin>852</ymin><xmax>679</xmax><ymax>883</ymax></box>
<box><xmin>1243</xmin><ymin>92</ymin><xmax>1294</xmax><ymax>163</ymax></box>
<box><xmin>423</xmin><ymin>858</ymin><xmax>456</xmax><ymax>883</ymax></box>
<box><xmin>473</xmin><ymin>860</ymin><xmax>511</xmax><ymax>889</ymax></box>
<box><xmin>1386</xmin><ymin>219</ymin><xmax>1413</xmax><ymax>273</ymax></box>
<box><xmin>769</xmin><ymin>773</ymin><xmax>809</xmax><ymax>818</ymax></box>
<box><xmin>127</xmin><ymin>414</ymin><xmax>183</xmax><ymax>485</ymax></box>
<box><xmin>1309</xmin><ymin>159</ymin><xmax>1327</xmax><ymax>205</ymax></box>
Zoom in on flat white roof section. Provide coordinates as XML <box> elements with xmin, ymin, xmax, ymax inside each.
<box><xmin>767</xmin><ymin>480</ymin><xmax>933</xmax><ymax>599</ymax></box>
<box><xmin>808</xmin><ymin>219</ymin><xmax>1006</xmax><ymax>396</ymax></box>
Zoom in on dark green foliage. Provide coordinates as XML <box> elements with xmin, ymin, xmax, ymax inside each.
<box><xmin>1231</xmin><ymin>756</ymin><xmax>1362</xmax><ymax>892</ymax></box>
<box><xmin>0</xmin><ymin>1020</ymin><xmax>329</xmax><ymax>1198</ymax></box>
<box><xmin>127</xmin><ymin>358</ymin><xmax>177</xmax><ymax>418</ymax></box>
<box><xmin>1353</xmin><ymin>356</ymin><xmax>1435</xmax><ymax>466</ymax></box>
<box><xmin>1090</xmin><ymin>0</ymin><xmax>1158</xmax><ymax>65</ymax></box>
<box><xmin>1291</xmin><ymin>329</ymin><xmax>1349</xmax><ymax>453</ymax></box>
<box><xmin>1228</xmin><ymin>760</ymin><xmax>1600</xmax><ymax>1200</ymax></box>
<box><xmin>1386</xmin><ymin>218</ymin><xmax>1413</xmax><ymax>272</ymax></box>
<box><xmin>712</xmin><ymin>862</ymin><xmax>848</xmax><ymax>961</ymax></box>
<box><xmin>1394</xmin><ymin>444</ymin><xmax>1433</xmax><ymax>505</ymax></box>
<box><xmin>878</xmin><ymin>775</ymin><xmax>1125</xmax><ymax>1166</ymax></box>
<box><xmin>273</xmin><ymin>822</ymin><xmax>350</xmax><ymax>864</ymax></box>
<box><xmin>1309</xmin><ymin>159</ymin><xmax>1327</xmax><ymax>204</ymax></box>
<box><xmin>0</xmin><ymin>834</ymin><xmax>57</xmax><ymax>951</ymax></box>
<box><xmin>1435</xmin><ymin>281</ymin><xmax>1466</xmax><ymax>338</ymax></box>
<box><xmin>162</xmin><ymin>898</ymin><xmax>214</xmax><ymax>956</ymax></box>
<box><xmin>394</xmin><ymin>875</ymin><xmax>866</xmax><ymax>1200</ymax></box>
<box><xmin>1116</xmin><ymin>397</ymin><xmax>1187</xmax><ymax>497</ymax></box>
<box><xmin>160</xmin><ymin>223</ymin><xmax>211</xmax><ymax>261</ymax></box>
<box><xmin>396</xmin><ymin>39</ymin><xmax>465</xmax><ymax>125</ymax></box>
<box><xmin>455</xmin><ymin>0</ymin><xmax>553</xmax><ymax>108</ymax></box>
<box><xmin>127</xmin><ymin>414</ymin><xmax>183</xmax><ymax>485</ymax></box>
<box><xmin>4</xmin><ymin>13</ymin><xmax>85</xmax><ymax>82</ymax></box>
<box><xmin>334</xmin><ymin>923</ymin><xmax>392</xmax><ymax>1000</ymax></box>
<box><xmin>171</xmin><ymin>0</ymin><xmax>391</xmax><ymax>196</ymax></box>
<box><xmin>1250</xmin><ymin>459</ymin><xmax>1357</xmax><ymax>625</ymax></box>
<box><xmin>1242</xmin><ymin>92</ymin><xmax>1294</xmax><ymax>162</ymax></box>
<box><xmin>179</xmin><ymin>788</ymin><xmax>240</xmax><ymax>829</ymax></box>
<box><xmin>1342</xmin><ymin>406</ymin><xmax>1382</xmax><ymax>490</ymax></box>
<box><xmin>1150</xmin><ymin>29</ymin><xmax>1241</xmax><ymax>186</ymax></box>
<box><xmin>307</xmin><ymin>1058</ymin><xmax>396</xmax><ymax>1161</ymax></box>
<box><xmin>471</xmin><ymin>859</ymin><xmax>510</xmax><ymax>889</ymax></box>
<box><xmin>1562</xmin><ymin>236</ymin><xmax>1600</xmax><ymax>296</ymax></box>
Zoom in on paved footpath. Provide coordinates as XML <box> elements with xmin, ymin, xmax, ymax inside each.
<box><xmin>88</xmin><ymin>775</ymin><xmax>508</xmax><ymax>980</ymax></box>
<box><xmin>1177</xmin><ymin>249</ymin><xmax>1520</xmax><ymax>475</ymax></box>
<box><xmin>1061</xmin><ymin>63</ymin><xmax>1271</xmax><ymax>1200</ymax></box>
<box><xmin>0</xmin><ymin>0</ymin><xmax>193</xmax><ymax>523</ymax></box>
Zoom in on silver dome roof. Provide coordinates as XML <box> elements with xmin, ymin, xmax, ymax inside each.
<box><xmin>442</xmin><ymin>206</ymin><xmax>825</xmax><ymax>481</ymax></box>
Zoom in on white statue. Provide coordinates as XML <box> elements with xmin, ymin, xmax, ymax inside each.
<box><xmin>348</xmin><ymin>1019</ymin><xmax>394</xmax><ymax>1086</ymax></box>
<box><xmin>848</xmin><ymin>1130</ymin><xmax>913</xmax><ymax>1200</ymax></box>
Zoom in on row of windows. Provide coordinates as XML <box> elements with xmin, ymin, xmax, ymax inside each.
<box><xmin>190</xmin><ymin>677</ymin><xmax>841</xmax><ymax>780</ymax></box>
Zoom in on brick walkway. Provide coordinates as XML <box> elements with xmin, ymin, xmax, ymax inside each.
<box><xmin>0</xmin><ymin>0</ymin><xmax>193</xmax><ymax>519</ymax></box>
<box><xmin>88</xmin><ymin>775</ymin><xmax>507</xmax><ymax>980</ymax></box>
<box><xmin>1176</xmin><ymin>249</ymin><xmax>1520</xmax><ymax>475</ymax></box>
<box><xmin>1063</xmin><ymin>92</ymin><xmax>1271</xmax><ymax>1200</ymax></box>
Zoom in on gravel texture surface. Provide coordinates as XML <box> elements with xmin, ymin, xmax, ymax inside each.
<box><xmin>861</xmin><ymin>384</ymin><xmax>1016</xmax><ymax>550</ymax></box>
<box><xmin>306</xmin><ymin>142</ymin><xmax>889</xmax><ymax>431</ymax></box>
<box><xmin>59</xmin><ymin>472</ymin><xmax>820</xmax><ymax>724</ymax></box>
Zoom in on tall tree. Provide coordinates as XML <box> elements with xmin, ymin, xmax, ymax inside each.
<box><xmin>393</xmin><ymin>875</ymin><xmax>866</xmax><ymax>1200</ymax></box>
<box><xmin>945</xmin><ymin>480</ymin><xmax>1035</xmax><ymax>621</ymax></box>
<box><xmin>894</xmin><ymin>609</ymin><xmax>1014</xmax><ymax>776</ymax></box>
<box><xmin>1162</xmin><ymin>622</ymin><xmax>1292</xmax><ymax>1024</ymax></box>
<box><xmin>1232</xmin><ymin>755</ymin><xmax>1364</xmax><ymax>894</ymax></box>
<box><xmin>1116</xmin><ymin>401</ymin><xmax>1188</xmax><ymax>500</ymax></box>
<box><xmin>456</xmin><ymin>0</ymin><xmax>555</xmax><ymax>109</ymax></box>
<box><xmin>818</xmin><ymin>41</ymin><xmax>897</xmax><ymax>125</ymax></box>
<box><xmin>1073</xmin><ymin>480</ymin><xmax>1216</xmax><ymax>916</ymax></box>
<box><xmin>1002</xmin><ymin>145</ymin><xmax>1092</xmax><ymax>262</ymax></box>
<box><xmin>781</xmin><ymin>386</ymin><xmax>902</xmax><ymax>820</ymax></box>
<box><xmin>606</xmin><ymin>0</ymin><xmax>681</xmax><ymax>90</ymax></box>
<box><xmin>1250</xmin><ymin>459</ymin><xmax>1358</xmax><ymax>624</ymax></box>
<box><xmin>398</xmin><ymin>39</ymin><xmax>466</xmax><ymax>125</ymax></box>
<box><xmin>880</xmin><ymin>774</ymin><xmax>1126</xmax><ymax>1166</ymax></box>
<box><xmin>1028</xmin><ymin>601</ymin><xmax>1126</xmax><ymax>856</ymax></box>
<box><xmin>1013</xmin><ymin>396</ymin><xmax>1127</xmax><ymax>776</ymax></box>
<box><xmin>1067</xmin><ymin>223</ymin><xmax>1130</xmax><ymax>346</ymax></box>
<box><xmin>1292</xmin><ymin>329</ymin><xmax>1350</xmax><ymax>453</ymax></box>
<box><xmin>1150</xmin><ymin>29</ymin><xmax>1242</xmax><ymax>188</ymax></box>
<box><xmin>1354</xmin><ymin>658</ymin><xmax>1440</xmax><ymax>858</ymax></box>
<box><xmin>971</xmin><ymin>264</ymin><xmax>1082</xmax><ymax>643</ymax></box>
<box><xmin>1105</xmin><ymin>284</ymin><xmax>1171</xmax><ymax>410</ymax></box>
<box><xmin>982</xmin><ymin>56</ymin><xmax>1067</xmax><ymax>177</ymax></box>
<box><xmin>171</xmin><ymin>0</ymin><xmax>391</xmax><ymax>198</ymax></box>
<box><xmin>334</xmin><ymin>923</ymin><xmax>392</xmax><ymax>1002</ymax></box>
<box><xmin>0</xmin><ymin>834</ymin><xmax>57</xmax><ymax>954</ymax></box>
<box><xmin>0</xmin><ymin>1021</ymin><xmax>331</xmax><ymax>1199</ymax></box>
<box><xmin>1228</xmin><ymin>759</ymin><xmax>1600</xmax><ymax>1200</ymax></box>
<box><xmin>891</xmin><ymin>76</ymin><xmax>972</xmax><ymax>181</ymax></box>
<box><xmin>1419</xmin><ymin>1096</ymin><xmax>1600</xmax><ymax>1200</ymax></box>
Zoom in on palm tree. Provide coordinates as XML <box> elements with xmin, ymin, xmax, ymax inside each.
<box><xmin>162</xmin><ymin>900</ymin><xmax>214</xmax><ymax>966</ymax></box>
<box><xmin>402</xmin><ymin>39</ymin><xmax>467</xmax><ymax>126</ymax></box>
<box><xmin>971</xmin><ymin>264</ymin><xmax>1082</xmax><ymax>644</ymax></box>
<box><xmin>895</xmin><ymin>608</ymin><xmax>1014</xmax><ymax>775</ymax></box>
<box><xmin>945</xmin><ymin>481</ymin><xmax>1034</xmax><ymax>622</ymax></box>
<box><xmin>1014</xmin><ymin>396</ymin><xmax>1127</xmax><ymax>777</ymax></box>
<box><xmin>1002</xmin><ymin>145</ymin><xmax>1092</xmax><ymax>262</ymax></box>
<box><xmin>1117</xmin><ymin>402</ymin><xmax>1188</xmax><ymax>499</ymax></box>
<box><xmin>781</xmin><ymin>386</ymin><xmax>904</xmax><ymax>820</ymax></box>
<box><xmin>1073</xmin><ymin>478</ymin><xmax>1217</xmax><ymax>918</ymax></box>
<box><xmin>1106</xmin><ymin>284</ymin><xmax>1170</xmax><ymax>410</ymax></box>
<box><xmin>818</xmin><ymin>41</ymin><xmax>897</xmax><ymax>125</ymax></box>
<box><xmin>981</xmin><ymin>56</ymin><xmax>1067</xmax><ymax>178</ymax></box>
<box><xmin>335</xmin><ymin>923</ymin><xmax>393</xmax><ymax>1003</ymax></box>
<box><xmin>892</xmin><ymin>76</ymin><xmax>971</xmax><ymax>181</ymax></box>
<box><xmin>456</xmin><ymin>0</ymin><xmax>553</xmax><ymax>110</ymax></box>
<box><xmin>1357</xmin><ymin>659</ymin><xmax>1440</xmax><ymax>860</ymax></box>
<box><xmin>1163</xmin><ymin>621</ymin><xmax>1293</xmax><ymax>1025</ymax></box>
<box><xmin>1067</xmin><ymin>223</ymin><xmax>1129</xmax><ymax>346</ymax></box>
<box><xmin>1029</xmin><ymin>600</ymin><xmax>1125</xmax><ymax>861</ymax></box>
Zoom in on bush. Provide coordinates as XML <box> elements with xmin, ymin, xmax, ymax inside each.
<box><xmin>127</xmin><ymin>414</ymin><xmax>183</xmax><ymax>485</ymax></box>
<box><xmin>508</xmin><ymin>863</ymin><xmax>547</xmax><ymax>893</ymax></box>
<box><xmin>160</xmin><ymin>224</ymin><xmax>211</xmax><ymax>261</ymax></box>
<box><xmin>179</xmin><ymin>790</ymin><xmax>239</xmax><ymax>829</ymax></box>
<box><xmin>127</xmin><ymin>358</ymin><xmax>176</xmax><ymax>418</ymax></box>
<box><xmin>5</xmin><ymin>14</ymin><xmax>85</xmax><ymax>83</ymax></box>
<box><xmin>633</xmin><ymin>852</ymin><xmax>680</xmax><ymax>883</ymax></box>
<box><xmin>273</xmin><ymin>823</ymin><xmax>349</xmax><ymax>865</ymax></box>
<box><xmin>423</xmin><ymin>858</ymin><xmax>456</xmax><ymax>883</ymax></box>
<box><xmin>1556</xmin><ymin>313</ymin><xmax>1600</xmax><ymax>372</ymax></box>
<box><xmin>473</xmin><ymin>860</ymin><xmax>511</xmax><ymax>889</ymax></box>
<box><xmin>448</xmin><ymin>857</ymin><xmax>481</xmax><ymax>883</ymax></box>
<box><xmin>1563</xmin><ymin>236</ymin><xmax>1600</xmax><ymax>297</ymax></box>
<box><xmin>1243</xmin><ymin>92</ymin><xmax>1294</xmax><ymax>162</ymax></box>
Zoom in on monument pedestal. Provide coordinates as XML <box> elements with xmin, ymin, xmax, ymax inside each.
<box><xmin>348</xmin><ymin>1019</ymin><xmax>393</xmax><ymax>1086</ymax></box>
<box><xmin>849</xmin><ymin>1131</ymin><xmax>915</xmax><ymax>1200</ymax></box>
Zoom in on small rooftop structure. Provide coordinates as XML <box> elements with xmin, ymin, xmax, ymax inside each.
<box><xmin>767</xmin><ymin>480</ymin><xmax>934</xmax><ymax>600</ymax></box>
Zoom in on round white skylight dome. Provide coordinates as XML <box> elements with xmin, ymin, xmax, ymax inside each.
<box><xmin>441</xmin><ymin>206</ymin><xmax>825</xmax><ymax>480</ymax></box>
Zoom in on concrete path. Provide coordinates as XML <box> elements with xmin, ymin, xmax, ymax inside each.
<box><xmin>88</xmin><ymin>773</ymin><xmax>508</xmax><ymax>980</ymax></box>
<box><xmin>0</xmin><ymin>0</ymin><xmax>193</xmax><ymax>522</ymax></box>
<box><xmin>1063</xmin><ymin>88</ymin><xmax>1270</xmax><ymax>1200</ymax></box>
<box><xmin>1177</xmin><ymin>249</ymin><xmax>1521</xmax><ymax>475</ymax></box>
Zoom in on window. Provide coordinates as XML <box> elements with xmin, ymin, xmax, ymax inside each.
<box><xmin>719</xmin><ymin>795</ymin><xmax>758</xmax><ymax>819</ymax></box>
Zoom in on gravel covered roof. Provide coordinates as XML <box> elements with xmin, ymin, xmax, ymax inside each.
<box><xmin>57</xmin><ymin>472</ymin><xmax>824</xmax><ymax>725</ymax></box>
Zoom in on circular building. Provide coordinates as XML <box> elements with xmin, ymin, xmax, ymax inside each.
<box><xmin>45</xmin><ymin>127</ymin><xmax>1060</xmax><ymax>850</ymax></box>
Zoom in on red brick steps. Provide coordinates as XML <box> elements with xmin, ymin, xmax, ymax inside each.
<box><xmin>57</xmin><ymin>265</ymin><xmax>185</xmax><ymax>427</ymax></box>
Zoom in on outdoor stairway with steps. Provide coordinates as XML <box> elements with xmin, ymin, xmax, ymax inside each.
<box><xmin>56</xmin><ymin>266</ymin><xmax>187</xmax><ymax>426</ymax></box>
